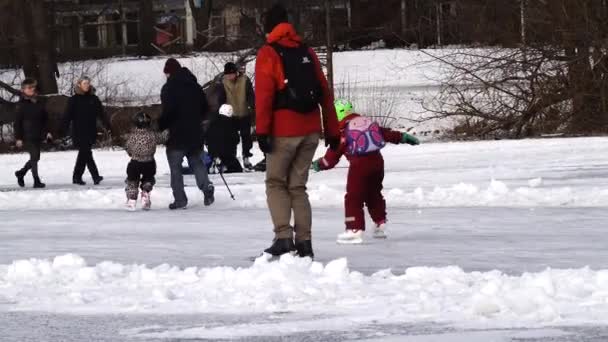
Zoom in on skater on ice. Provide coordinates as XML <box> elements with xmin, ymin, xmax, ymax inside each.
<box><xmin>159</xmin><ymin>57</ymin><xmax>214</xmax><ymax>210</ymax></box>
<box><xmin>255</xmin><ymin>4</ymin><xmax>340</xmax><ymax>258</ymax></box>
<box><xmin>124</xmin><ymin>112</ymin><xmax>166</xmax><ymax>211</ymax></box>
<box><xmin>62</xmin><ymin>76</ymin><xmax>110</xmax><ymax>186</ymax></box>
<box><xmin>312</xmin><ymin>99</ymin><xmax>420</xmax><ymax>244</ymax></box>
<box><xmin>219</xmin><ymin>61</ymin><xmax>255</xmax><ymax>170</ymax></box>
<box><xmin>14</xmin><ymin>78</ymin><xmax>52</xmax><ymax>189</ymax></box>
<box><xmin>206</xmin><ymin>104</ymin><xmax>243</xmax><ymax>174</ymax></box>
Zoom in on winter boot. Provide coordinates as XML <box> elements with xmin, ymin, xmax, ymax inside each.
<box><xmin>168</xmin><ymin>202</ymin><xmax>187</xmax><ymax>210</ymax></box>
<box><xmin>141</xmin><ymin>191</ymin><xmax>151</xmax><ymax>210</ymax></box>
<box><xmin>264</xmin><ymin>238</ymin><xmax>296</xmax><ymax>257</ymax></box>
<box><xmin>243</xmin><ymin>157</ymin><xmax>253</xmax><ymax>170</ymax></box>
<box><xmin>295</xmin><ymin>240</ymin><xmax>314</xmax><ymax>259</ymax></box>
<box><xmin>337</xmin><ymin>229</ymin><xmax>364</xmax><ymax>245</ymax></box>
<box><xmin>93</xmin><ymin>176</ymin><xmax>104</xmax><ymax>185</ymax></box>
<box><xmin>373</xmin><ymin>222</ymin><xmax>388</xmax><ymax>239</ymax></box>
<box><xmin>73</xmin><ymin>178</ymin><xmax>86</xmax><ymax>186</ymax></box>
<box><xmin>15</xmin><ymin>170</ymin><xmax>25</xmax><ymax>188</ymax></box>
<box><xmin>203</xmin><ymin>184</ymin><xmax>215</xmax><ymax>206</ymax></box>
<box><xmin>126</xmin><ymin>199</ymin><xmax>137</xmax><ymax>211</ymax></box>
<box><xmin>33</xmin><ymin>177</ymin><xmax>46</xmax><ymax>189</ymax></box>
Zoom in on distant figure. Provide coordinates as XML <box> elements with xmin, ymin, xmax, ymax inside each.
<box><xmin>62</xmin><ymin>76</ymin><xmax>110</xmax><ymax>186</ymax></box>
<box><xmin>124</xmin><ymin>112</ymin><xmax>166</xmax><ymax>211</ymax></box>
<box><xmin>255</xmin><ymin>4</ymin><xmax>340</xmax><ymax>259</ymax></box>
<box><xmin>220</xmin><ymin>62</ymin><xmax>255</xmax><ymax>169</ymax></box>
<box><xmin>206</xmin><ymin>104</ymin><xmax>243</xmax><ymax>173</ymax></box>
<box><xmin>159</xmin><ymin>58</ymin><xmax>214</xmax><ymax>210</ymax></box>
<box><xmin>14</xmin><ymin>78</ymin><xmax>52</xmax><ymax>189</ymax></box>
<box><xmin>312</xmin><ymin>100</ymin><xmax>420</xmax><ymax>244</ymax></box>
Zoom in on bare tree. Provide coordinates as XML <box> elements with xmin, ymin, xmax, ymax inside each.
<box><xmin>137</xmin><ymin>0</ymin><xmax>156</xmax><ymax>56</ymax></box>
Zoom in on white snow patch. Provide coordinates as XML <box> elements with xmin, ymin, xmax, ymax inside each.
<box><xmin>2</xmin><ymin>254</ymin><xmax>608</xmax><ymax>329</ymax></box>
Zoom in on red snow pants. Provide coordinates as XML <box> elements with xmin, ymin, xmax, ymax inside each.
<box><xmin>345</xmin><ymin>152</ymin><xmax>386</xmax><ymax>230</ymax></box>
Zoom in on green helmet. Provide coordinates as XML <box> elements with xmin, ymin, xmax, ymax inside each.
<box><xmin>334</xmin><ymin>99</ymin><xmax>354</xmax><ymax>121</ymax></box>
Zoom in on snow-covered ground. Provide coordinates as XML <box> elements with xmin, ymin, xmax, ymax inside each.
<box><xmin>0</xmin><ymin>49</ymin><xmax>450</xmax><ymax>134</ymax></box>
<box><xmin>2</xmin><ymin>137</ymin><xmax>608</xmax><ymax>341</ymax></box>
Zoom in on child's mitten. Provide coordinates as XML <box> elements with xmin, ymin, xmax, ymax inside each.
<box><xmin>402</xmin><ymin>133</ymin><xmax>420</xmax><ymax>146</ymax></box>
<box><xmin>311</xmin><ymin>160</ymin><xmax>321</xmax><ymax>172</ymax></box>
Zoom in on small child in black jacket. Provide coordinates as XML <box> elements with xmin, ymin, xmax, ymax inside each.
<box><xmin>14</xmin><ymin>78</ymin><xmax>52</xmax><ymax>189</ymax></box>
<box><xmin>124</xmin><ymin>112</ymin><xmax>166</xmax><ymax>211</ymax></box>
<box><xmin>206</xmin><ymin>104</ymin><xmax>243</xmax><ymax>173</ymax></box>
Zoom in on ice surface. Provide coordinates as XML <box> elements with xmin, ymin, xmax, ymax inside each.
<box><xmin>2</xmin><ymin>137</ymin><xmax>608</xmax><ymax>341</ymax></box>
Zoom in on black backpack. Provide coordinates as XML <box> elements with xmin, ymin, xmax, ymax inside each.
<box><xmin>270</xmin><ymin>43</ymin><xmax>323</xmax><ymax>113</ymax></box>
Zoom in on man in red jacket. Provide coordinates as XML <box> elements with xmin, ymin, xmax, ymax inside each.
<box><xmin>256</xmin><ymin>4</ymin><xmax>340</xmax><ymax>259</ymax></box>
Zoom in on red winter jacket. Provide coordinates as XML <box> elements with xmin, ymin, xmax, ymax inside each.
<box><xmin>317</xmin><ymin>113</ymin><xmax>403</xmax><ymax>170</ymax></box>
<box><xmin>255</xmin><ymin>23</ymin><xmax>339</xmax><ymax>139</ymax></box>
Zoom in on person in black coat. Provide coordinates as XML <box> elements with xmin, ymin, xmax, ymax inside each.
<box><xmin>14</xmin><ymin>78</ymin><xmax>52</xmax><ymax>188</ymax></box>
<box><xmin>62</xmin><ymin>76</ymin><xmax>110</xmax><ymax>185</ymax></box>
<box><xmin>159</xmin><ymin>58</ymin><xmax>214</xmax><ymax>209</ymax></box>
<box><xmin>206</xmin><ymin>104</ymin><xmax>243</xmax><ymax>173</ymax></box>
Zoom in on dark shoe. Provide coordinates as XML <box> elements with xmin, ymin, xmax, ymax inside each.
<box><xmin>203</xmin><ymin>184</ymin><xmax>215</xmax><ymax>206</ymax></box>
<box><xmin>295</xmin><ymin>240</ymin><xmax>314</xmax><ymax>259</ymax></box>
<box><xmin>33</xmin><ymin>178</ymin><xmax>46</xmax><ymax>189</ymax></box>
<box><xmin>264</xmin><ymin>238</ymin><xmax>296</xmax><ymax>257</ymax></box>
<box><xmin>93</xmin><ymin>176</ymin><xmax>104</xmax><ymax>185</ymax></box>
<box><xmin>168</xmin><ymin>202</ymin><xmax>187</xmax><ymax>210</ymax></box>
<box><xmin>15</xmin><ymin>171</ymin><xmax>25</xmax><ymax>188</ymax></box>
<box><xmin>73</xmin><ymin>178</ymin><xmax>86</xmax><ymax>186</ymax></box>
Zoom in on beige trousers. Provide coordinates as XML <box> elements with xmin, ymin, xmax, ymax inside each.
<box><xmin>265</xmin><ymin>133</ymin><xmax>320</xmax><ymax>241</ymax></box>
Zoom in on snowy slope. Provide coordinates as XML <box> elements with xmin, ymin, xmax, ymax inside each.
<box><xmin>1</xmin><ymin>137</ymin><xmax>608</xmax><ymax>341</ymax></box>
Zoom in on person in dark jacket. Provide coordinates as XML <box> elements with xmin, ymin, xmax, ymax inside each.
<box><xmin>62</xmin><ymin>76</ymin><xmax>110</xmax><ymax>185</ymax></box>
<box><xmin>159</xmin><ymin>58</ymin><xmax>214</xmax><ymax>210</ymax></box>
<box><xmin>206</xmin><ymin>104</ymin><xmax>243</xmax><ymax>173</ymax></box>
<box><xmin>14</xmin><ymin>78</ymin><xmax>52</xmax><ymax>189</ymax></box>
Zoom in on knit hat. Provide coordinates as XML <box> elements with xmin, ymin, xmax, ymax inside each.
<box><xmin>224</xmin><ymin>62</ymin><xmax>238</xmax><ymax>75</ymax></box>
<box><xmin>164</xmin><ymin>58</ymin><xmax>181</xmax><ymax>75</ymax></box>
<box><xmin>263</xmin><ymin>4</ymin><xmax>289</xmax><ymax>34</ymax></box>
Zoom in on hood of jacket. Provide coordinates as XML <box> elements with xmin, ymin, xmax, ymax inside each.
<box><xmin>266</xmin><ymin>23</ymin><xmax>302</xmax><ymax>48</ymax></box>
<box><xmin>168</xmin><ymin>67</ymin><xmax>198</xmax><ymax>85</ymax></box>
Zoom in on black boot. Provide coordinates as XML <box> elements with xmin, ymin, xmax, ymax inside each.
<box><xmin>264</xmin><ymin>238</ymin><xmax>296</xmax><ymax>257</ymax></box>
<box><xmin>73</xmin><ymin>178</ymin><xmax>86</xmax><ymax>186</ymax></box>
<box><xmin>15</xmin><ymin>170</ymin><xmax>25</xmax><ymax>188</ymax></box>
<box><xmin>93</xmin><ymin>176</ymin><xmax>104</xmax><ymax>185</ymax></box>
<box><xmin>168</xmin><ymin>202</ymin><xmax>187</xmax><ymax>210</ymax></box>
<box><xmin>295</xmin><ymin>240</ymin><xmax>314</xmax><ymax>259</ymax></box>
<box><xmin>33</xmin><ymin>177</ymin><xmax>46</xmax><ymax>189</ymax></box>
<box><xmin>203</xmin><ymin>184</ymin><xmax>215</xmax><ymax>206</ymax></box>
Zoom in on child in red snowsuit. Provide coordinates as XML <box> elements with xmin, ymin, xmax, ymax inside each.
<box><xmin>312</xmin><ymin>100</ymin><xmax>419</xmax><ymax>244</ymax></box>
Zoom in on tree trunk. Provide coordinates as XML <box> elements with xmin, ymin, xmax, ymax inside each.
<box><xmin>138</xmin><ymin>0</ymin><xmax>156</xmax><ymax>56</ymax></box>
<box><xmin>27</xmin><ymin>0</ymin><xmax>58</xmax><ymax>94</ymax></box>
<box><xmin>13</xmin><ymin>0</ymin><xmax>38</xmax><ymax>83</ymax></box>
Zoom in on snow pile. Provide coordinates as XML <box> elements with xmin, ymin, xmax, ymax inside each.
<box><xmin>2</xmin><ymin>254</ymin><xmax>608</xmax><ymax>327</ymax></box>
<box><xmin>1</xmin><ymin>179</ymin><xmax>607</xmax><ymax>210</ymax></box>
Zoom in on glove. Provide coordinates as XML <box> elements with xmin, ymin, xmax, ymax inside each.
<box><xmin>311</xmin><ymin>160</ymin><xmax>321</xmax><ymax>172</ymax></box>
<box><xmin>325</xmin><ymin>136</ymin><xmax>340</xmax><ymax>151</ymax></box>
<box><xmin>402</xmin><ymin>133</ymin><xmax>420</xmax><ymax>146</ymax></box>
<box><xmin>258</xmin><ymin>135</ymin><xmax>273</xmax><ymax>154</ymax></box>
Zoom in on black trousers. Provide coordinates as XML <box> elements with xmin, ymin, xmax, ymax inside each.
<box><xmin>236</xmin><ymin>116</ymin><xmax>253</xmax><ymax>158</ymax></box>
<box><xmin>125</xmin><ymin>160</ymin><xmax>156</xmax><ymax>199</ymax></box>
<box><xmin>73</xmin><ymin>146</ymin><xmax>100</xmax><ymax>180</ymax></box>
<box><xmin>19</xmin><ymin>143</ymin><xmax>41</xmax><ymax>179</ymax></box>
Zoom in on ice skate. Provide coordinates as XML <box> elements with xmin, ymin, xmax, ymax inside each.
<box><xmin>373</xmin><ymin>222</ymin><xmax>388</xmax><ymax>239</ymax></box>
<box><xmin>126</xmin><ymin>199</ymin><xmax>137</xmax><ymax>211</ymax></box>
<box><xmin>337</xmin><ymin>229</ymin><xmax>364</xmax><ymax>244</ymax></box>
<box><xmin>141</xmin><ymin>191</ymin><xmax>151</xmax><ymax>210</ymax></box>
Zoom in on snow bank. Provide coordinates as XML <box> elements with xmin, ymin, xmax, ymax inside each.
<box><xmin>2</xmin><ymin>254</ymin><xmax>608</xmax><ymax>328</ymax></box>
<box><xmin>1</xmin><ymin>179</ymin><xmax>607</xmax><ymax>210</ymax></box>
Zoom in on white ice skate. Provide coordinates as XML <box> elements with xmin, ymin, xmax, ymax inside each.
<box><xmin>373</xmin><ymin>223</ymin><xmax>388</xmax><ymax>239</ymax></box>
<box><xmin>141</xmin><ymin>191</ymin><xmax>151</xmax><ymax>211</ymax></box>
<box><xmin>126</xmin><ymin>199</ymin><xmax>137</xmax><ymax>211</ymax></box>
<box><xmin>337</xmin><ymin>229</ymin><xmax>364</xmax><ymax>244</ymax></box>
